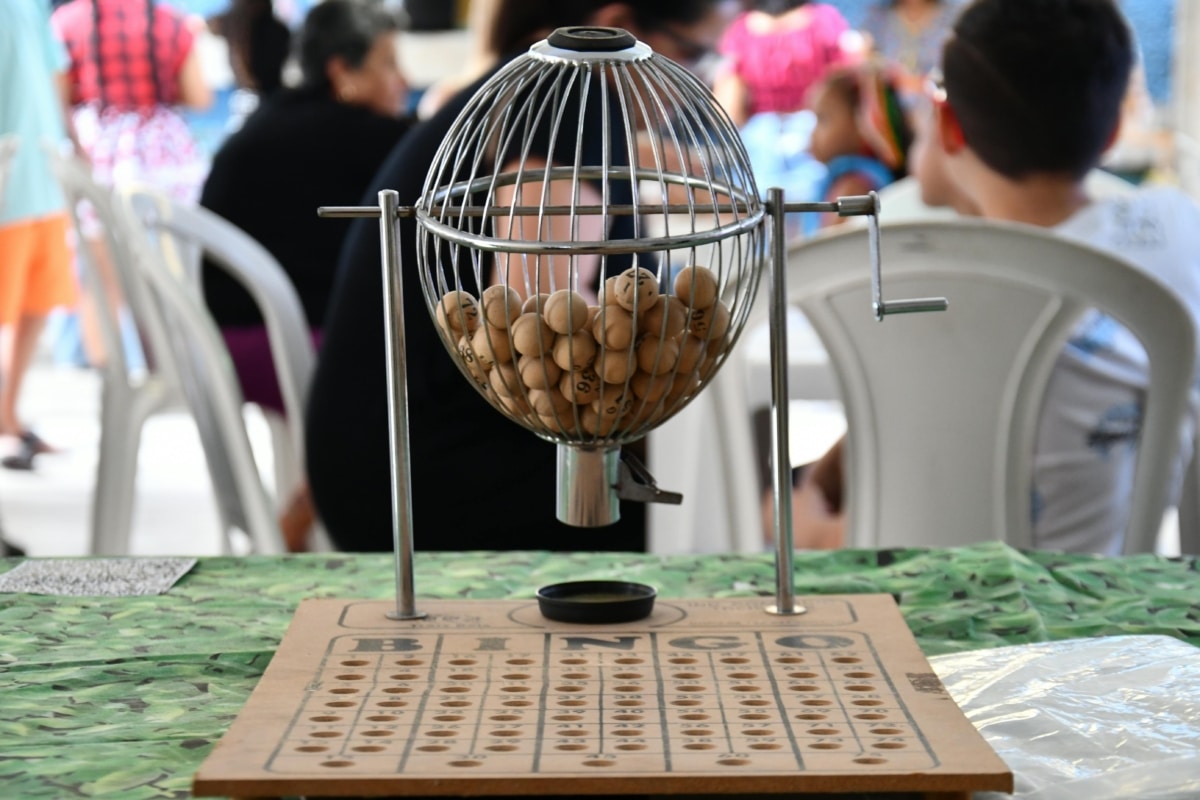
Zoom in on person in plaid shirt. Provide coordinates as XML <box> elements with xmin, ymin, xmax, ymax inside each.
<box><xmin>51</xmin><ymin>0</ymin><xmax>212</xmax><ymax>366</ymax></box>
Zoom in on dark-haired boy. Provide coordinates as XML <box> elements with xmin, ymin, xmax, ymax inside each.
<box><xmin>793</xmin><ymin>0</ymin><xmax>1200</xmax><ymax>554</ymax></box>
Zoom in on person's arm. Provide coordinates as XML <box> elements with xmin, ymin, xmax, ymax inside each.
<box><xmin>176</xmin><ymin>46</ymin><xmax>213</xmax><ymax>110</ymax></box>
<box><xmin>54</xmin><ymin>71</ymin><xmax>85</xmax><ymax>159</ymax></box>
<box><xmin>45</xmin><ymin>15</ymin><xmax>83</xmax><ymax>158</ymax></box>
<box><xmin>490</xmin><ymin>157</ymin><xmax>605</xmax><ymax>302</ymax></box>
<box><xmin>712</xmin><ymin>69</ymin><xmax>750</xmax><ymax>129</ymax></box>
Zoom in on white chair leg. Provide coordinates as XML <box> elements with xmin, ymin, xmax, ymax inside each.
<box><xmin>307</xmin><ymin>521</ymin><xmax>334</xmax><ymax>552</ymax></box>
<box><xmin>89</xmin><ymin>378</ymin><xmax>171</xmax><ymax>555</ymax></box>
<box><xmin>191</xmin><ymin>401</ymin><xmax>243</xmax><ymax>555</ymax></box>
<box><xmin>263</xmin><ymin>410</ymin><xmax>299</xmax><ymax>509</ymax></box>
<box><xmin>1178</xmin><ymin>440</ymin><xmax>1200</xmax><ymax>556</ymax></box>
<box><xmin>187</xmin><ymin>376</ymin><xmax>284</xmax><ymax>554</ymax></box>
<box><xmin>90</xmin><ymin>387</ymin><xmax>140</xmax><ymax>555</ymax></box>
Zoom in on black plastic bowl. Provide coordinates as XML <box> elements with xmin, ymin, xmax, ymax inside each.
<box><xmin>536</xmin><ymin>580</ymin><xmax>657</xmax><ymax>624</ymax></box>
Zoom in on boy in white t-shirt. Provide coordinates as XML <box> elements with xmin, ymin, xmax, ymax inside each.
<box><xmin>791</xmin><ymin>0</ymin><xmax>1200</xmax><ymax>554</ymax></box>
<box><xmin>1034</xmin><ymin>191</ymin><xmax>1200</xmax><ymax>553</ymax></box>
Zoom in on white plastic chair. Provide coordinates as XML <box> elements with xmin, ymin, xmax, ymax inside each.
<box><xmin>120</xmin><ymin>188</ymin><xmax>316</xmax><ymax>540</ymax></box>
<box><xmin>1179</xmin><ymin>449</ymin><xmax>1200</xmax><ymax>556</ymax></box>
<box><xmin>46</xmin><ymin>150</ymin><xmax>284</xmax><ymax>554</ymax></box>
<box><xmin>872</xmin><ymin>176</ymin><xmax>960</xmax><ymax>224</ymax></box>
<box><xmin>709</xmin><ymin>218</ymin><xmax>1195</xmax><ymax>555</ymax></box>
<box><xmin>46</xmin><ymin>149</ymin><xmax>187</xmax><ymax>554</ymax></box>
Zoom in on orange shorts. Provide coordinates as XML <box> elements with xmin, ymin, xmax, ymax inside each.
<box><xmin>0</xmin><ymin>214</ymin><xmax>75</xmax><ymax>325</ymax></box>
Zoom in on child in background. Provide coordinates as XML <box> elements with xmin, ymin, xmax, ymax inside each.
<box><xmin>788</xmin><ymin>0</ymin><xmax>1200</xmax><ymax>556</ymax></box>
<box><xmin>713</xmin><ymin>0</ymin><xmax>852</xmax><ymax>129</ymax></box>
<box><xmin>806</xmin><ymin>62</ymin><xmax>912</xmax><ymax>232</ymax></box>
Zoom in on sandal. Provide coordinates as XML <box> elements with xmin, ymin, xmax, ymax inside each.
<box><xmin>1</xmin><ymin>442</ymin><xmax>35</xmax><ymax>471</ymax></box>
<box><xmin>0</xmin><ymin>431</ymin><xmax>54</xmax><ymax>471</ymax></box>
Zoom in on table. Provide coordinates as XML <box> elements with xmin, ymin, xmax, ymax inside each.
<box><xmin>2</xmin><ymin>542</ymin><xmax>1199</xmax><ymax>799</ymax></box>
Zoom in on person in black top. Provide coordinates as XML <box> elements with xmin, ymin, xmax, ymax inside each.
<box><xmin>305</xmin><ymin>0</ymin><xmax>738</xmax><ymax>553</ymax></box>
<box><xmin>201</xmin><ymin>0</ymin><xmax>412</xmax><ymax>417</ymax></box>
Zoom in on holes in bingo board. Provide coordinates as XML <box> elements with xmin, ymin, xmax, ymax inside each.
<box><xmin>279</xmin><ymin>628</ymin><xmax>939</xmax><ymax>781</ymax></box>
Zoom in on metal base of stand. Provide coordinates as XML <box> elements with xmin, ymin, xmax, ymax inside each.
<box><xmin>386</xmin><ymin>609</ymin><xmax>429</xmax><ymax>621</ymax></box>
<box><xmin>765</xmin><ymin>603</ymin><xmax>808</xmax><ymax>616</ymax></box>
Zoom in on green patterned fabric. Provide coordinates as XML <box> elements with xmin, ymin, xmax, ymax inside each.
<box><xmin>0</xmin><ymin>543</ymin><xmax>1197</xmax><ymax>798</ymax></box>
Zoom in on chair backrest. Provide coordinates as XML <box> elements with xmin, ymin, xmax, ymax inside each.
<box><xmin>716</xmin><ymin>218</ymin><xmax>1195</xmax><ymax>554</ymax></box>
<box><xmin>869</xmin><ymin>171</ymin><xmax>1136</xmax><ymax>226</ymax></box>
<box><xmin>120</xmin><ymin>190</ymin><xmax>315</xmax><ymax>467</ymax></box>
<box><xmin>44</xmin><ymin>148</ymin><xmax>179</xmax><ymax>391</ymax></box>
<box><xmin>119</xmin><ymin>194</ymin><xmax>287</xmax><ymax>554</ymax></box>
<box><xmin>873</xmin><ymin>176</ymin><xmax>959</xmax><ymax>224</ymax></box>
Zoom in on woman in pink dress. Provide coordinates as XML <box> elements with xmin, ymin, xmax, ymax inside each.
<box><xmin>714</xmin><ymin>0</ymin><xmax>852</xmax><ymax>128</ymax></box>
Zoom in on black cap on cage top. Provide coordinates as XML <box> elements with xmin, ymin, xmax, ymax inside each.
<box><xmin>547</xmin><ymin>26</ymin><xmax>637</xmax><ymax>52</ymax></box>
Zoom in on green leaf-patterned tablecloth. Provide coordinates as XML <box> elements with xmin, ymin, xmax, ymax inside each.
<box><xmin>1</xmin><ymin>543</ymin><xmax>1198</xmax><ymax>799</ymax></box>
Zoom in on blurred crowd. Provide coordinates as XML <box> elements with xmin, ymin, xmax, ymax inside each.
<box><xmin>0</xmin><ymin>0</ymin><xmax>1191</xmax><ymax>559</ymax></box>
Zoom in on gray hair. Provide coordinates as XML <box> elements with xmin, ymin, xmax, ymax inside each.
<box><xmin>297</xmin><ymin>0</ymin><xmax>402</xmax><ymax>88</ymax></box>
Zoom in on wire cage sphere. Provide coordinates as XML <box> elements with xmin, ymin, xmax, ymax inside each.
<box><xmin>416</xmin><ymin>26</ymin><xmax>765</xmax><ymax>448</ymax></box>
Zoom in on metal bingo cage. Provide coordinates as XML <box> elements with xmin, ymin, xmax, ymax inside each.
<box><xmin>321</xmin><ymin>27</ymin><xmax>946</xmax><ymax>620</ymax></box>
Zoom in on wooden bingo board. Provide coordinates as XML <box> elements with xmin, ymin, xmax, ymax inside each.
<box><xmin>194</xmin><ymin>594</ymin><xmax>1012</xmax><ymax>798</ymax></box>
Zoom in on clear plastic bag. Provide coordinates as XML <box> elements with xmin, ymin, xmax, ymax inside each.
<box><xmin>930</xmin><ymin>635</ymin><xmax>1200</xmax><ymax>799</ymax></box>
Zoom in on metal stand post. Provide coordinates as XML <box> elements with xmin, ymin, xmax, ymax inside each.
<box><xmin>375</xmin><ymin>190</ymin><xmax>425</xmax><ymax>621</ymax></box>
<box><xmin>320</xmin><ymin>194</ymin><xmax>424</xmax><ymax>621</ymax></box>
<box><xmin>765</xmin><ymin>188</ymin><xmax>803</xmax><ymax>616</ymax></box>
<box><xmin>762</xmin><ymin>191</ymin><xmax>945</xmax><ymax>614</ymax></box>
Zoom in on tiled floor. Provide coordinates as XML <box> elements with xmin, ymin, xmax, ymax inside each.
<box><xmin>0</xmin><ymin>362</ymin><xmax>263</xmax><ymax>557</ymax></box>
